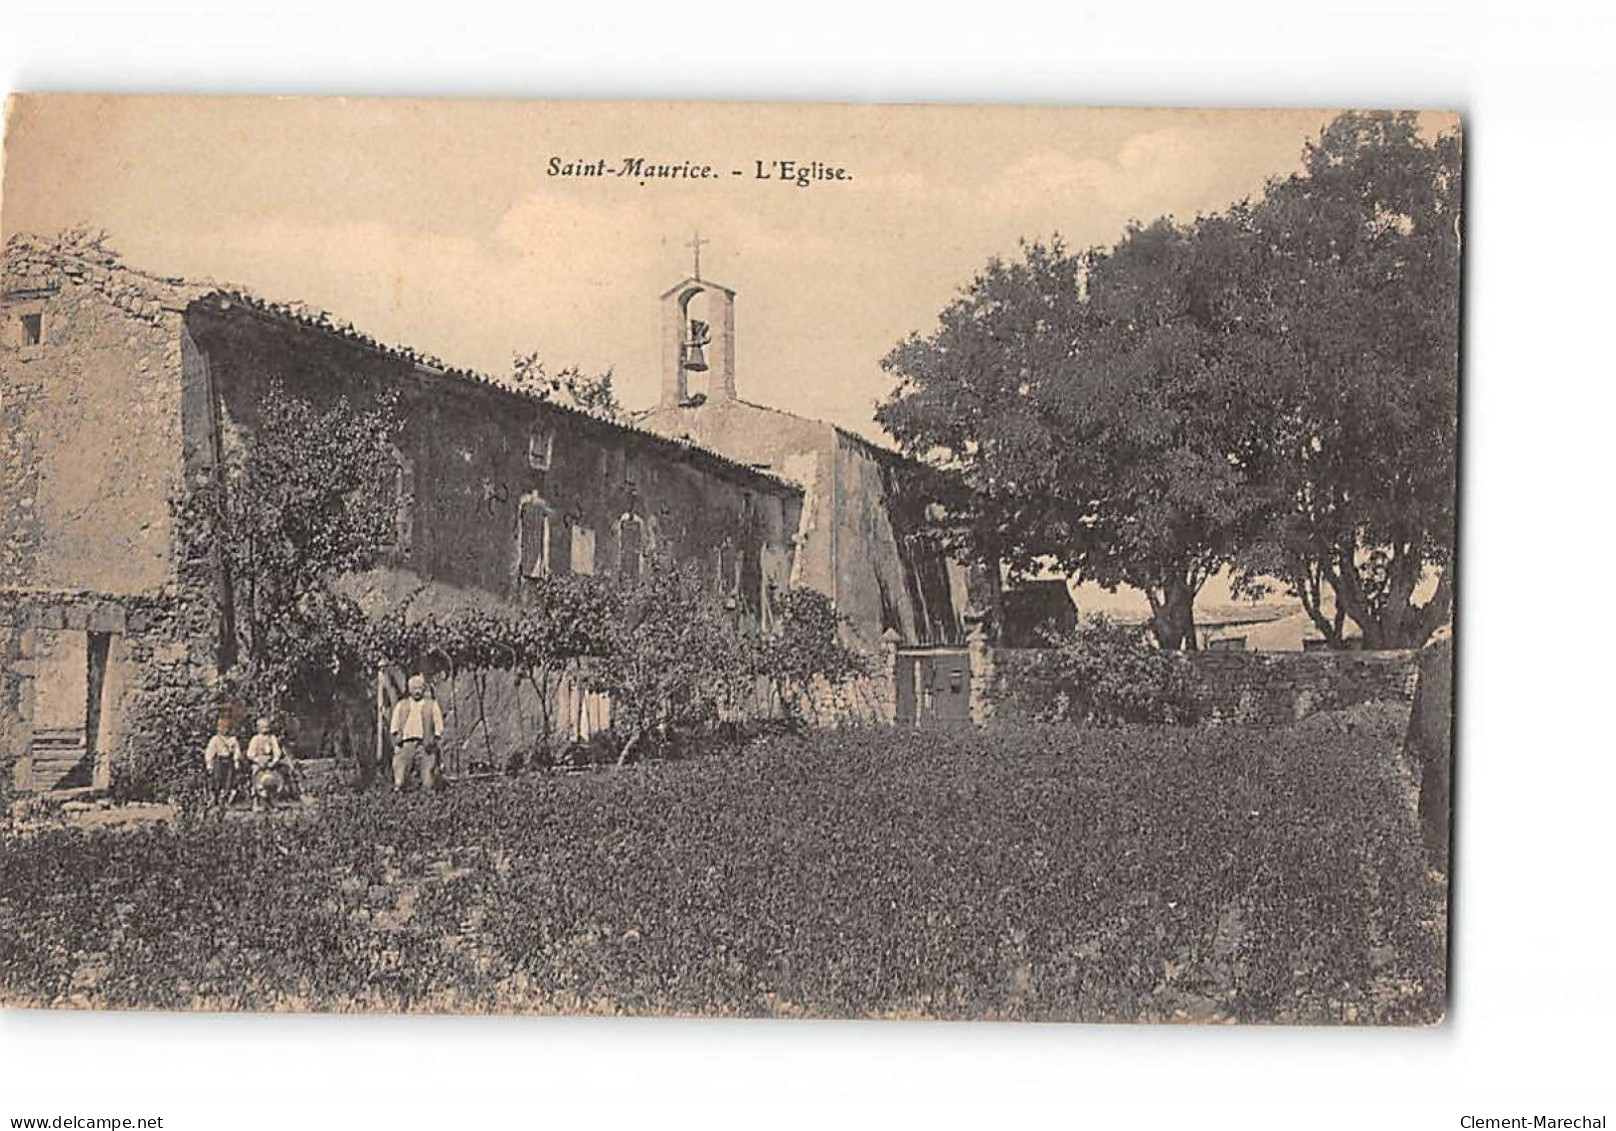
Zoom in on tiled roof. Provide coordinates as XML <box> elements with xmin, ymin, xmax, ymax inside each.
<box><xmin>640</xmin><ymin>394</ymin><xmax>948</xmax><ymax>487</ymax></box>
<box><xmin>4</xmin><ymin>232</ymin><xmax>803</xmax><ymax>497</ymax></box>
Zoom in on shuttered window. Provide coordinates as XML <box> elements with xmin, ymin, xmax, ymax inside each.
<box><xmin>519</xmin><ymin>496</ymin><xmax>551</xmax><ymax>578</ymax></box>
<box><xmin>618</xmin><ymin>516</ymin><xmax>643</xmax><ymax>580</ymax></box>
<box><xmin>528</xmin><ymin>427</ymin><xmax>555</xmax><ymax>471</ymax></box>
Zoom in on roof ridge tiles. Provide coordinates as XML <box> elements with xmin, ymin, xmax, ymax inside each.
<box><xmin>5</xmin><ymin>231</ymin><xmax>802</xmax><ymax>496</ymax></box>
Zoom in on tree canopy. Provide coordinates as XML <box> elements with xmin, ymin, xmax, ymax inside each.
<box><xmin>1233</xmin><ymin>112</ymin><xmax>1461</xmax><ymax>648</ymax></box>
<box><xmin>510</xmin><ymin>350</ymin><xmax>624</xmax><ymax>420</ymax></box>
<box><xmin>880</xmin><ymin>111</ymin><xmax>1461</xmax><ymax>650</ymax></box>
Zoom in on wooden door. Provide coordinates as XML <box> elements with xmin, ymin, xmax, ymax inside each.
<box><xmin>924</xmin><ymin>652</ymin><xmax>972</xmax><ymax>723</ymax></box>
<box><xmin>897</xmin><ymin>648</ymin><xmax>971</xmax><ymax>725</ymax></box>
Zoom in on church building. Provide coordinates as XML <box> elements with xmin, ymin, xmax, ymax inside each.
<box><xmin>637</xmin><ymin>261</ymin><xmax>970</xmax><ymax>654</ymax></box>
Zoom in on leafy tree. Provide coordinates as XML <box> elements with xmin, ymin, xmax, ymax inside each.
<box><xmin>753</xmin><ymin>588</ymin><xmax>866</xmax><ymax>725</ymax></box>
<box><xmin>883</xmin><ymin>112</ymin><xmax>1460</xmax><ymax>652</ymax></box>
<box><xmin>880</xmin><ymin>223</ymin><xmax>1268</xmax><ymax>650</ymax></box>
<box><xmin>181</xmin><ymin>380</ymin><xmax>403</xmax><ymax>711</ymax></box>
<box><xmin>1233</xmin><ymin>111</ymin><xmax>1461</xmax><ymax>649</ymax></box>
<box><xmin>878</xmin><ymin>240</ymin><xmax>1082</xmax><ymax>634</ymax></box>
<box><xmin>1042</xmin><ymin>213</ymin><xmax>1273</xmax><ymax>650</ymax></box>
<box><xmin>510</xmin><ymin>350</ymin><xmax>624</xmax><ymax>420</ymax></box>
<box><xmin>594</xmin><ymin>561</ymin><xmax>755</xmax><ymax>765</ymax></box>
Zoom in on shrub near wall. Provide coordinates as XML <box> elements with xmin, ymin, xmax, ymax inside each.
<box><xmin>988</xmin><ymin>616</ymin><xmax>1200</xmax><ymax>726</ymax></box>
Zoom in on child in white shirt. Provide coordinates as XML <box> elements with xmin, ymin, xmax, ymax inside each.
<box><xmin>245</xmin><ymin>716</ymin><xmax>292</xmax><ymax>811</ymax></box>
<box><xmin>202</xmin><ymin>717</ymin><xmax>243</xmax><ymax>806</ymax></box>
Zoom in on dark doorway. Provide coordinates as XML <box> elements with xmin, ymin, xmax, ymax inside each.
<box><xmin>28</xmin><ymin>628</ymin><xmax>112</xmax><ymax>791</ymax></box>
<box><xmin>74</xmin><ymin>631</ymin><xmax>112</xmax><ymax>787</ymax></box>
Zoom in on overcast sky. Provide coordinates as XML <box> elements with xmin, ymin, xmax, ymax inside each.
<box><xmin>3</xmin><ymin>97</ymin><xmax>1346</xmax><ymax>442</ymax></box>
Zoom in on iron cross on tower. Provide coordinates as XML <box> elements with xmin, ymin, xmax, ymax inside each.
<box><xmin>687</xmin><ymin>231</ymin><xmax>709</xmax><ymax>281</ymax></box>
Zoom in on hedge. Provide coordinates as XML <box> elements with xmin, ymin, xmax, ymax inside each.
<box><xmin>0</xmin><ymin>710</ymin><xmax>1443</xmax><ymax>1022</ymax></box>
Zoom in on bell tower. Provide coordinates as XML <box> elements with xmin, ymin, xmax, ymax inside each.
<box><xmin>660</xmin><ymin>233</ymin><xmax>736</xmax><ymax>409</ymax></box>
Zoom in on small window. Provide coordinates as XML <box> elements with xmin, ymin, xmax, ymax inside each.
<box><xmin>715</xmin><ymin>542</ymin><xmax>738</xmax><ymax>594</ymax></box>
<box><xmin>20</xmin><ymin>313</ymin><xmax>43</xmax><ymax>346</ymax></box>
<box><xmin>571</xmin><ymin>525</ymin><xmax>597</xmax><ymax>576</ymax></box>
<box><xmin>528</xmin><ymin>427</ymin><xmax>555</xmax><ymax>471</ymax></box>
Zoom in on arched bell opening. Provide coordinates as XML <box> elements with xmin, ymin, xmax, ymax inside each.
<box><xmin>679</xmin><ymin>286</ymin><xmax>714</xmax><ymax>405</ymax></box>
<box><xmin>659</xmin><ymin>270</ymin><xmax>736</xmax><ymax>410</ymax></box>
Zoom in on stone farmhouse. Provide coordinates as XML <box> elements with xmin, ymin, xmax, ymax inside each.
<box><xmin>1</xmin><ymin>234</ymin><xmax>974</xmax><ymax>793</ymax></box>
<box><xmin>0</xmin><ymin>235</ymin><xmax>813</xmax><ymax>792</ymax></box>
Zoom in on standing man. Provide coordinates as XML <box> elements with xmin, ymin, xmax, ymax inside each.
<box><xmin>390</xmin><ymin>674</ymin><xmax>446</xmax><ymax>793</ymax></box>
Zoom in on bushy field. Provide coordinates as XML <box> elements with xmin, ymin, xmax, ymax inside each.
<box><xmin>0</xmin><ymin>710</ymin><xmax>1445</xmax><ymax>1023</ymax></box>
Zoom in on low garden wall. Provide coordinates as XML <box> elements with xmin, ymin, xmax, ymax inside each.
<box><xmin>1187</xmin><ymin>649</ymin><xmax>1418</xmax><ymax>726</ymax></box>
<box><xmin>986</xmin><ymin>645</ymin><xmax>1419</xmax><ymax>728</ymax></box>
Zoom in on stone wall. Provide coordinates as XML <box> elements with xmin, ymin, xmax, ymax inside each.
<box><xmin>184</xmin><ymin>301</ymin><xmax>801</xmax><ymax>617</ymax></box>
<box><xmin>983</xmin><ymin>645</ymin><xmax>1419</xmax><ymax>728</ymax></box>
<box><xmin>638</xmin><ymin>396</ymin><xmax>967</xmax><ymax>651</ymax></box>
<box><xmin>1187</xmin><ymin>650</ymin><xmax>1418</xmax><ymax>726</ymax></box>
<box><xmin>169</xmin><ymin>300</ymin><xmax>816</xmax><ymax>776</ymax></box>
<box><xmin>1404</xmin><ymin>638</ymin><xmax>1454</xmax><ymax>870</ymax></box>
<box><xmin>2</xmin><ymin>263</ymin><xmax>186</xmax><ymax>595</ymax></box>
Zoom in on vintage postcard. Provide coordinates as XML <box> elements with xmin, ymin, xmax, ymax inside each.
<box><xmin>0</xmin><ymin>96</ymin><xmax>1458</xmax><ymax>1021</ymax></box>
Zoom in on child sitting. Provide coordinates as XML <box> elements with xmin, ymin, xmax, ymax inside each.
<box><xmin>245</xmin><ymin>717</ymin><xmax>293</xmax><ymax>812</ymax></box>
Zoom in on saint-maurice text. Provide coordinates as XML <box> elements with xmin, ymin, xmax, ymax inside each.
<box><xmin>548</xmin><ymin>156</ymin><xmax>852</xmax><ymax>187</ymax></box>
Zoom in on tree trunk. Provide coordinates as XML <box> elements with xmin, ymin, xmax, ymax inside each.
<box><xmin>979</xmin><ymin>529</ymin><xmax>1007</xmax><ymax>644</ymax></box>
<box><xmin>473</xmin><ymin>671</ymin><xmax>496</xmax><ymax>770</ymax></box>
<box><xmin>1175</xmin><ymin>581</ymin><xmax>1199</xmax><ymax>652</ymax></box>
<box><xmin>1328</xmin><ymin>551</ymin><xmax>1452</xmax><ymax>650</ymax></box>
<box><xmin>1411</xmin><ymin>566</ymin><xmax>1454</xmax><ymax>647</ymax></box>
<box><xmin>615</xmin><ymin>728</ymin><xmax>641</xmax><ymax>768</ymax></box>
<box><xmin>1294</xmin><ymin>562</ymin><xmax>1348</xmax><ymax>649</ymax></box>
<box><xmin>1145</xmin><ymin>577</ymin><xmax>1198</xmax><ymax>651</ymax></box>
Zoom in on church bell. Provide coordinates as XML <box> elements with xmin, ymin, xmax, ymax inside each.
<box><xmin>682</xmin><ymin>318</ymin><xmax>711</xmax><ymax>372</ymax></box>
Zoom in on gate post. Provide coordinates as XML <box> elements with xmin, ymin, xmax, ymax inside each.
<box><xmin>966</xmin><ymin>616</ymin><xmax>995</xmax><ymax>727</ymax></box>
<box><xmin>879</xmin><ymin>628</ymin><xmax>901</xmax><ymax>725</ymax></box>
